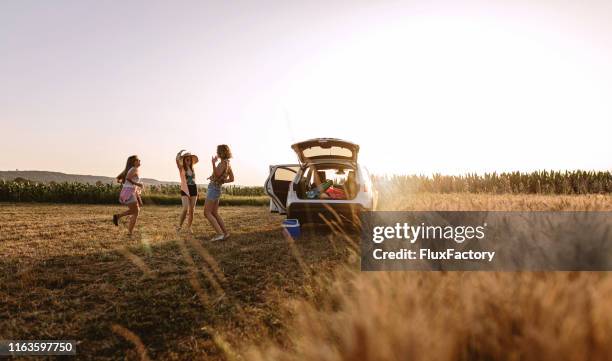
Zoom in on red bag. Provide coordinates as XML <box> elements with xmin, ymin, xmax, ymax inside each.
<box><xmin>325</xmin><ymin>186</ymin><xmax>346</xmax><ymax>200</ymax></box>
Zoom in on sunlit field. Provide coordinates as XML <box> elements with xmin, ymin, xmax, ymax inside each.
<box><xmin>1</xmin><ymin>193</ymin><xmax>611</xmax><ymax>360</ymax></box>
<box><xmin>248</xmin><ymin>193</ymin><xmax>612</xmax><ymax>361</ymax></box>
<box><xmin>3</xmin><ymin>0</ymin><xmax>612</xmax><ymax>359</ymax></box>
<box><xmin>0</xmin><ymin>204</ymin><xmax>348</xmax><ymax>360</ymax></box>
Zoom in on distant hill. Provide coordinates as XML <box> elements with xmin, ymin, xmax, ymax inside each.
<box><xmin>0</xmin><ymin>170</ymin><xmax>178</xmax><ymax>186</ymax></box>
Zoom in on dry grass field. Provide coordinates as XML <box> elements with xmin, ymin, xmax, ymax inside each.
<box><xmin>249</xmin><ymin>193</ymin><xmax>612</xmax><ymax>361</ymax></box>
<box><xmin>0</xmin><ymin>204</ymin><xmax>350</xmax><ymax>360</ymax></box>
<box><xmin>1</xmin><ymin>193</ymin><xmax>611</xmax><ymax>360</ymax></box>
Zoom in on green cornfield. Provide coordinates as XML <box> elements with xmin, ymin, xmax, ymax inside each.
<box><xmin>1</xmin><ymin>170</ymin><xmax>610</xmax><ymax>205</ymax></box>
<box><xmin>0</xmin><ymin>180</ymin><xmax>267</xmax><ymax>205</ymax></box>
<box><xmin>374</xmin><ymin>170</ymin><xmax>612</xmax><ymax>195</ymax></box>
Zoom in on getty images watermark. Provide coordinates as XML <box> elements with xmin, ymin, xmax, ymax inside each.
<box><xmin>361</xmin><ymin>211</ymin><xmax>612</xmax><ymax>271</ymax></box>
<box><xmin>371</xmin><ymin>222</ymin><xmax>494</xmax><ymax>262</ymax></box>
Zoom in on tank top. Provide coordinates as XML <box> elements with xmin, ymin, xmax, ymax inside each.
<box><xmin>122</xmin><ymin>167</ymin><xmax>140</xmax><ymax>189</ymax></box>
<box><xmin>210</xmin><ymin>160</ymin><xmax>230</xmax><ymax>185</ymax></box>
<box><xmin>185</xmin><ymin>169</ymin><xmax>196</xmax><ymax>185</ymax></box>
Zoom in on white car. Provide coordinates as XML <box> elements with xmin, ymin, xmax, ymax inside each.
<box><xmin>265</xmin><ymin>138</ymin><xmax>377</xmax><ymax>225</ymax></box>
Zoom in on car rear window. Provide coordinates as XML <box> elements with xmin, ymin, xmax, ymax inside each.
<box><xmin>302</xmin><ymin>146</ymin><xmax>353</xmax><ymax>159</ymax></box>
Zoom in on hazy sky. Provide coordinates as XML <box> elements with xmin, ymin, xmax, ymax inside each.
<box><xmin>1</xmin><ymin>0</ymin><xmax>611</xmax><ymax>185</ymax></box>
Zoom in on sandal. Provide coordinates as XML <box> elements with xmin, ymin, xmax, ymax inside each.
<box><xmin>210</xmin><ymin>234</ymin><xmax>225</xmax><ymax>242</ymax></box>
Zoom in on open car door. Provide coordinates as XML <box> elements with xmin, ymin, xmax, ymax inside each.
<box><xmin>264</xmin><ymin>164</ymin><xmax>300</xmax><ymax>213</ymax></box>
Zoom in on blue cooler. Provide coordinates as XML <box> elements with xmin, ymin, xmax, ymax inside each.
<box><xmin>282</xmin><ymin>219</ymin><xmax>301</xmax><ymax>238</ymax></box>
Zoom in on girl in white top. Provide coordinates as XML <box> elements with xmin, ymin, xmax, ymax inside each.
<box><xmin>113</xmin><ymin>155</ymin><xmax>144</xmax><ymax>236</ymax></box>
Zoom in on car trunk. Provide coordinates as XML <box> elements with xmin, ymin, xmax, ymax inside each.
<box><xmin>295</xmin><ymin>163</ymin><xmax>359</xmax><ymax>201</ymax></box>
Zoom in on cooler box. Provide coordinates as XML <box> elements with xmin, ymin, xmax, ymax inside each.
<box><xmin>282</xmin><ymin>219</ymin><xmax>301</xmax><ymax>238</ymax></box>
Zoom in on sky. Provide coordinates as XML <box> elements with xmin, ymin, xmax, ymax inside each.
<box><xmin>1</xmin><ymin>0</ymin><xmax>611</xmax><ymax>185</ymax></box>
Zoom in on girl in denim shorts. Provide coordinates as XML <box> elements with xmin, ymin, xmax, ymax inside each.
<box><xmin>205</xmin><ymin>144</ymin><xmax>234</xmax><ymax>241</ymax></box>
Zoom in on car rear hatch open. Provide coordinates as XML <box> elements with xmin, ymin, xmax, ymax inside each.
<box><xmin>291</xmin><ymin>138</ymin><xmax>359</xmax><ymax>164</ymax></box>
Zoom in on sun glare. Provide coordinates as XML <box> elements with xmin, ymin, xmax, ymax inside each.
<box><xmin>274</xmin><ymin>12</ymin><xmax>611</xmax><ymax>176</ymax></box>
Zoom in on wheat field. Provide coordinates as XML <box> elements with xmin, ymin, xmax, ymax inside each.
<box><xmin>249</xmin><ymin>193</ymin><xmax>612</xmax><ymax>361</ymax></box>
<box><xmin>1</xmin><ymin>193</ymin><xmax>611</xmax><ymax>360</ymax></box>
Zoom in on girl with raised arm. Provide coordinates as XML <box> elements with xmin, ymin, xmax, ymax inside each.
<box><xmin>176</xmin><ymin>150</ymin><xmax>199</xmax><ymax>233</ymax></box>
<box><xmin>112</xmin><ymin>155</ymin><xmax>144</xmax><ymax>237</ymax></box>
<box><xmin>204</xmin><ymin>144</ymin><xmax>234</xmax><ymax>241</ymax></box>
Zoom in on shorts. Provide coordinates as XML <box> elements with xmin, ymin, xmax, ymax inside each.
<box><xmin>181</xmin><ymin>184</ymin><xmax>198</xmax><ymax>197</ymax></box>
<box><xmin>119</xmin><ymin>187</ymin><xmax>138</xmax><ymax>205</ymax></box>
<box><xmin>206</xmin><ymin>182</ymin><xmax>222</xmax><ymax>201</ymax></box>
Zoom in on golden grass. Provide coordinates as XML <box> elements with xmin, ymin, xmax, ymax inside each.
<box><xmin>377</xmin><ymin>192</ymin><xmax>612</xmax><ymax>211</ymax></box>
<box><xmin>0</xmin><ymin>204</ymin><xmax>351</xmax><ymax>360</ymax></box>
<box><xmin>1</xmin><ymin>193</ymin><xmax>611</xmax><ymax>360</ymax></box>
<box><xmin>247</xmin><ymin>193</ymin><xmax>612</xmax><ymax>361</ymax></box>
<box><xmin>248</xmin><ymin>271</ymin><xmax>612</xmax><ymax>361</ymax></box>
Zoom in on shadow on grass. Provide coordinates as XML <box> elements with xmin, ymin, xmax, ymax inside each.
<box><xmin>0</xmin><ymin>227</ymin><xmax>353</xmax><ymax>360</ymax></box>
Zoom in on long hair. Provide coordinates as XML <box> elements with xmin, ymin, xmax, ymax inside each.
<box><xmin>217</xmin><ymin>144</ymin><xmax>232</xmax><ymax>160</ymax></box>
<box><xmin>182</xmin><ymin>156</ymin><xmax>194</xmax><ymax>173</ymax></box>
<box><xmin>117</xmin><ymin>155</ymin><xmax>138</xmax><ymax>184</ymax></box>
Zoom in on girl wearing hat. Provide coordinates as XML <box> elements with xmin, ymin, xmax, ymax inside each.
<box><xmin>205</xmin><ymin>144</ymin><xmax>234</xmax><ymax>241</ymax></box>
<box><xmin>176</xmin><ymin>150</ymin><xmax>199</xmax><ymax>233</ymax></box>
<box><xmin>113</xmin><ymin>155</ymin><xmax>144</xmax><ymax>236</ymax></box>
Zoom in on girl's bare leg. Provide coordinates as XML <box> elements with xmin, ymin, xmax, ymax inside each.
<box><xmin>186</xmin><ymin>195</ymin><xmax>198</xmax><ymax>230</ymax></box>
<box><xmin>117</xmin><ymin>207</ymin><xmax>133</xmax><ymax>218</ymax></box>
<box><xmin>204</xmin><ymin>199</ymin><xmax>223</xmax><ymax>235</ymax></box>
<box><xmin>127</xmin><ymin>202</ymin><xmax>140</xmax><ymax>235</ymax></box>
<box><xmin>178</xmin><ymin>196</ymin><xmax>189</xmax><ymax>229</ymax></box>
<box><xmin>212</xmin><ymin>200</ymin><xmax>228</xmax><ymax>236</ymax></box>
